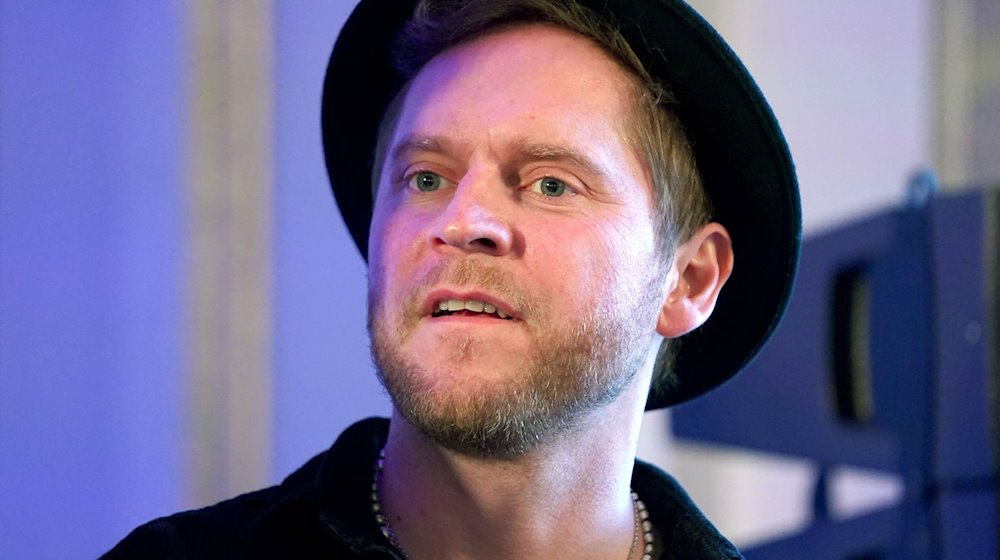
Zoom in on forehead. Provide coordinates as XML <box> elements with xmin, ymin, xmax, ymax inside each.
<box><xmin>393</xmin><ymin>24</ymin><xmax>639</xmax><ymax>152</ymax></box>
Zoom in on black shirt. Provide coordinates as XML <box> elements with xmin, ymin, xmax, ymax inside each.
<box><xmin>103</xmin><ymin>417</ymin><xmax>742</xmax><ymax>559</ymax></box>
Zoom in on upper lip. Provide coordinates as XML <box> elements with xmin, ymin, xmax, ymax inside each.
<box><xmin>422</xmin><ymin>289</ymin><xmax>518</xmax><ymax>319</ymax></box>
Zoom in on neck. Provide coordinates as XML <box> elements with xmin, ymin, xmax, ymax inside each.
<box><xmin>377</xmin><ymin>357</ymin><xmax>654</xmax><ymax>560</ymax></box>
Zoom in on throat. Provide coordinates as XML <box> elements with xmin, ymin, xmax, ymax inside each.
<box><xmin>374</xmin><ymin>449</ymin><xmax>643</xmax><ymax>560</ymax></box>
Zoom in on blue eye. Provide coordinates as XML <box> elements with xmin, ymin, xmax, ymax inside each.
<box><xmin>534</xmin><ymin>177</ymin><xmax>568</xmax><ymax>197</ymax></box>
<box><xmin>409</xmin><ymin>171</ymin><xmax>445</xmax><ymax>192</ymax></box>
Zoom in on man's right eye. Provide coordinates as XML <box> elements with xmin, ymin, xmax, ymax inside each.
<box><xmin>408</xmin><ymin>171</ymin><xmax>449</xmax><ymax>192</ymax></box>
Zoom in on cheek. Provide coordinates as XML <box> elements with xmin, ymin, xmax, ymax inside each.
<box><xmin>577</xmin><ymin>211</ymin><xmax>657</xmax><ymax>262</ymax></box>
<box><xmin>367</xmin><ymin>206</ymin><xmax>390</xmax><ymax>289</ymax></box>
<box><xmin>369</xmin><ymin>201</ymin><xmax>428</xmax><ymax>294</ymax></box>
<box><xmin>565</xmin><ymin>216</ymin><xmax>662</xmax><ymax>299</ymax></box>
<box><xmin>368</xmin><ymin>201</ymin><xmax>407</xmax><ymax>299</ymax></box>
<box><xmin>523</xmin><ymin>222</ymin><xmax>618</xmax><ymax>301</ymax></box>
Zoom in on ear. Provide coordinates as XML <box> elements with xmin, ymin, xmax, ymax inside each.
<box><xmin>656</xmin><ymin>222</ymin><xmax>734</xmax><ymax>338</ymax></box>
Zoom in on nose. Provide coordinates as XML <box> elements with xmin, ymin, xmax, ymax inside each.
<box><xmin>430</xmin><ymin>176</ymin><xmax>513</xmax><ymax>256</ymax></box>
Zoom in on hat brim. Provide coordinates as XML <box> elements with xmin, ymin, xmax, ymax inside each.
<box><xmin>321</xmin><ymin>0</ymin><xmax>801</xmax><ymax>409</ymax></box>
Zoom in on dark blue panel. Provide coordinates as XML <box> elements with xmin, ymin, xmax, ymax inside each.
<box><xmin>744</xmin><ymin>506</ymin><xmax>904</xmax><ymax>560</ymax></box>
<box><xmin>935</xmin><ymin>488</ymin><xmax>998</xmax><ymax>559</ymax></box>
<box><xmin>928</xmin><ymin>191</ymin><xmax>998</xmax><ymax>482</ymax></box>
<box><xmin>673</xmin><ymin>207</ymin><xmax>932</xmax><ymax>470</ymax></box>
<box><xmin>674</xmin><ymin>187</ymin><xmax>1000</xmax><ymax>559</ymax></box>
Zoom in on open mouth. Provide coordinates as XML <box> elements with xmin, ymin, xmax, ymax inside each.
<box><xmin>431</xmin><ymin>298</ymin><xmax>513</xmax><ymax>320</ymax></box>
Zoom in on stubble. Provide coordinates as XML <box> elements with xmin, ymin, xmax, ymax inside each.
<box><xmin>368</xmin><ymin>258</ymin><xmax>661</xmax><ymax>458</ymax></box>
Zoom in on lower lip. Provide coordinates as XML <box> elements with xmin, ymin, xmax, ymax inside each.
<box><xmin>426</xmin><ymin>311</ymin><xmax>516</xmax><ymax>324</ymax></box>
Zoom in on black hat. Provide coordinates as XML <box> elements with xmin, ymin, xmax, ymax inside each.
<box><xmin>321</xmin><ymin>0</ymin><xmax>801</xmax><ymax>409</ymax></box>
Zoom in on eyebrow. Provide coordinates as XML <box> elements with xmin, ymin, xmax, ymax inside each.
<box><xmin>512</xmin><ymin>140</ymin><xmax>610</xmax><ymax>182</ymax></box>
<box><xmin>389</xmin><ymin>135</ymin><xmax>451</xmax><ymax>163</ymax></box>
<box><xmin>388</xmin><ymin>134</ymin><xmax>611</xmax><ymax>182</ymax></box>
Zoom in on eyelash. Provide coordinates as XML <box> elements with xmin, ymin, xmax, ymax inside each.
<box><xmin>401</xmin><ymin>168</ymin><xmax>580</xmax><ymax>200</ymax></box>
<box><xmin>405</xmin><ymin>170</ymin><xmax>452</xmax><ymax>193</ymax></box>
<box><xmin>527</xmin><ymin>176</ymin><xmax>575</xmax><ymax>198</ymax></box>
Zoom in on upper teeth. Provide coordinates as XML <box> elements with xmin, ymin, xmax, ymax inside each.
<box><xmin>438</xmin><ymin>299</ymin><xmax>508</xmax><ymax>319</ymax></box>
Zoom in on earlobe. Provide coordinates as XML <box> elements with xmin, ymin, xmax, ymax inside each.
<box><xmin>656</xmin><ymin>222</ymin><xmax>734</xmax><ymax>338</ymax></box>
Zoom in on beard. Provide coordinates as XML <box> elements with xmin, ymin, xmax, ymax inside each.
<box><xmin>368</xmin><ymin>258</ymin><xmax>662</xmax><ymax>458</ymax></box>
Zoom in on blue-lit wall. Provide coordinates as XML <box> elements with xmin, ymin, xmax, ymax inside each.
<box><xmin>1</xmin><ymin>3</ymin><xmax>388</xmax><ymax>558</ymax></box>
<box><xmin>270</xmin><ymin>1</ymin><xmax>390</xmax><ymax>486</ymax></box>
<box><xmin>0</xmin><ymin>3</ymin><xmax>188</xmax><ymax>558</ymax></box>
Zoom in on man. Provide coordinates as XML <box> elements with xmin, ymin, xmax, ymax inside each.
<box><xmin>105</xmin><ymin>0</ymin><xmax>799</xmax><ymax>558</ymax></box>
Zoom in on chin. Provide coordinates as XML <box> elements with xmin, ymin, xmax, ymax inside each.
<box><xmin>374</xmin><ymin>337</ymin><xmax>636</xmax><ymax>459</ymax></box>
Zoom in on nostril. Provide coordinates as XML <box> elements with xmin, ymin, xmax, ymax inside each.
<box><xmin>432</xmin><ymin>209</ymin><xmax>512</xmax><ymax>254</ymax></box>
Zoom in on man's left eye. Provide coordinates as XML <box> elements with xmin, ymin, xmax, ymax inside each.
<box><xmin>531</xmin><ymin>177</ymin><xmax>569</xmax><ymax>197</ymax></box>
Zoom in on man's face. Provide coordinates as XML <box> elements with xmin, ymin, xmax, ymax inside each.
<box><xmin>367</xmin><ymin>24</ymin><xmax>668</xmax><ymax>456</ymax></box>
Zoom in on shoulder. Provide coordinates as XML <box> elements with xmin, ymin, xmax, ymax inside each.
<box><xmin>633</xmin><ymin>459</ymin><xmax>745</xmax><ymax>560</ymax></box>
<box><xmin>100</xmin><ymin>485</ymin><xmax>285</xmax><ymax>559</ymax></box>
<box><xmin>100</xmin><ymin>417</ymin><xmax>390</xmax><ymax>559</ymax></box>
